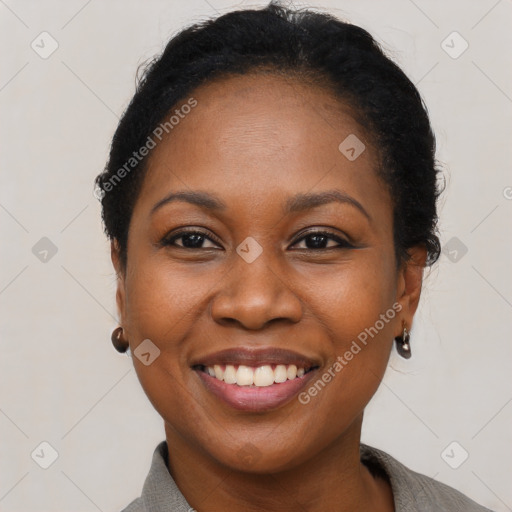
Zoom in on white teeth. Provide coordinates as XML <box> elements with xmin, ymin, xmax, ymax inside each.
<box><xmin>286</xmin><ymin>364</ymin><xmax>297</xmax><ymax>380</ymax></box>
<box><xmin>274</xmin><ymin>364</ymin><xmax>288</xmax><ymax>383</ymax></box>
<box><xmin>254</xmin><ymin>365</ymin><xmax>274</xmax><ymax>387</ymax></box>
<box><xmin>214</xmin><ymin>364</ymin><xmax>224</xmax><ymax>381</ymax></box>
<box><xmin>204</xmin><ymin>363</ymin><xmax>309</xmax><ymax>387</ymax></box>
<box><xmin>224</xmin><ymin>364</ymin><xmax>237</xmax><ymax>384</ymax></box>
<box><xmin>236</xmin><ymin>365</ymin><xmax>254</xmax><ymax>386</ymax></box>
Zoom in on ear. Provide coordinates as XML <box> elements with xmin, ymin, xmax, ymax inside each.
<box><xmin>394</xmin><ymin>245</ymin><xmax>428</xmax><ymax>336</ymax></box>
<box><xmin>111</xmin><ymin>239</ymin><xmax>126</xmax><ymax>323</ymax></box>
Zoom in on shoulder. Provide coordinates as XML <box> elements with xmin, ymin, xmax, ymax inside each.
<box><xmin>121</xmin><ymin>497</ymin><xmax>143</xmax><ymax>512</ymax></box>
<box><xmin>119</xmin><ymin>440</ymin><xmax>192</xmax><ymax>512</ymax></box>
<box><xmin>360</xmin><ymin>444</ymin><xmax>494</xmax><ymax>512</ymax></box>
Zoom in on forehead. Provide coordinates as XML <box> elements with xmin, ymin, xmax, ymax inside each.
<box><xmin>136</xmin><ymin>72</ymin><xmax>386</xmax><ymax>217</ymax></box>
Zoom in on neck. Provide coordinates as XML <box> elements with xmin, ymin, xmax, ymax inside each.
<box><xmin>163</xmin><ymin>416</ymin><xmax>394</xmax><ymax>512</ymax></box>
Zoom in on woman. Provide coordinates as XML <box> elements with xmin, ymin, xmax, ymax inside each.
<box><xmin>95</xmin><ymin>3</ymin><xmax>494</xmax><ymax>511</ymax></box>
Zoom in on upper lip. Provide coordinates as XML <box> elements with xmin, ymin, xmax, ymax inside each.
<box><xmin>191</xmin><ymin>347</ymin><xmax>321</xmax><ymax>369</ymax></box>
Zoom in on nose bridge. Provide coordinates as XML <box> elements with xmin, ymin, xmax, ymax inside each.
<box><xmin>210</xmin><ymin>241</ymin><xmax>302</xmax><ymax>329</ymax></box>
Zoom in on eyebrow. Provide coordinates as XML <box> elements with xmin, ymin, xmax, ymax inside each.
<box><xmin>284</xmin><ymin>190</ymin><xmax>370</xmax><ymax>220</ymax></box>
<box><xmin>151</xmin><ymin>191</ymin><xmax>227</xmax><ymax>215</ymax></box>
<box><xmin>151</xmin><ymin>189</ymin><xmax>370</xmax><ymax>221</ymax></box>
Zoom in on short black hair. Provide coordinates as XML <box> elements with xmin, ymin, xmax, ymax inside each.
<box><xmin>94</xmin><ymin>1</ymin><xmax>442</xmax><ymax>271</ymax></box>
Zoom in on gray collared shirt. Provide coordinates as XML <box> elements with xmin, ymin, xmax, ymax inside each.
<box><xmin>121</xmin><ymin>441</ymin><xmax>494</xmax><ymax>511</ymax></box>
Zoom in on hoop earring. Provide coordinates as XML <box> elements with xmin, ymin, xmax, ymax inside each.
<box><xmin>111</xmin><ymin>326</ymin><xmax>129</xmax><ymax>353</ymax></box>
<box><xmin>394</xmin><ymin>322</ymin><xmax>411</xmax><ymax>359</ymax></box>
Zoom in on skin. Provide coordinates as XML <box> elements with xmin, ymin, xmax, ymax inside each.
<box><xmin>111</xmin><ymin>72</ymin><xmax>427</xmax><ymax>512</ymax></box>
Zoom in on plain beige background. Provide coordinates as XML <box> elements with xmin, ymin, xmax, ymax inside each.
<box><xmin>1</xmin><ymin>0</ymin><xmax>511</xmax><ymax>510</ymax></box>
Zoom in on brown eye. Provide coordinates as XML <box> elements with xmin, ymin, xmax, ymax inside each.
<box><xmin>291</xmin><ymin>230</ymin><xmax>354</xmax><ymax>250</ymax></box>
<box><xmin>162</xmin><ymin>230</ymin><xmax>220</xmax><ymax>249</ymax></box>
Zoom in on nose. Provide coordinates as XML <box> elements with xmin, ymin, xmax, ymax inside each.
<box><xmin>210</xmin><ymin>251</ymin><xmax>302</xmax><ymax>330</ymax></box>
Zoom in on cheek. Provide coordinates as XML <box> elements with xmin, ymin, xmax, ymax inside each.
<box><xmin>295</xmin><ymin>281</ymin><xmax>396</xmax><ymax>447</ymax></box>
<box><xmin>334</xmin><ymin>276</ymin><xmax>397</xmax><ymax>345</ymax></box>
<box><xmin>123</xmin><ymin>256</ymin><xmax>217</xmax><ymax>346</ymax></box>
<box><xmin>307</xmin><ymin>249</ymin><xmax>398</xmax><ymax>342</ymax></box>
<box><xmin>303</xmin><ymin>252</ymin><xmax>398</xmax><ymax>404</ymax></box>
<box><xmin>122</xmin><ymin>258</ymin><xmax>211</xmax><ymax>420</ymax></box>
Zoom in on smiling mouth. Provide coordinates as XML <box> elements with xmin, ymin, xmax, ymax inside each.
<box><xmin>195</xmin><ymin>363</ymin><xmax>318</xmax><ymax>387</ymax></box>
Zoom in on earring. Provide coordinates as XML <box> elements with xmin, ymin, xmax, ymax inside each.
<box><xmin>394</xmin><ymin>322</ymin><xmax>411</xmax><ymax>359</ymax></box>
<box><xmin>111</xmin><ymin>326</ymin><xmax>129</xmax><ymax>353</ymax></box>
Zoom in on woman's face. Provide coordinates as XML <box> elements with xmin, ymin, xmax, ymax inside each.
<box><xmin>113</xmin><ymin>73</ymin><xmax>424</xmax><ymax>472</ymax></box>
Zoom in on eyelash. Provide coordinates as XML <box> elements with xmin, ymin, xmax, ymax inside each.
<box><xmin>161</xmin><ymin>228</ymin><xmax>354</xmax><ymax>251</ymax></box>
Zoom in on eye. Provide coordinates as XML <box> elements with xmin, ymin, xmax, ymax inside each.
<box><xmin>161</xmin><ymin>228</ymin><xmax>354</xmax><ymax>251</ymax></box>
<box><xmin>291</xmin><ymin>230</ymin><xmax>354</xmax><ymax>250</ymax></box>
<box><xmin>161</xmin><ymin>229</ymin><xmax>221</xmax><ymax>249</ymax></box>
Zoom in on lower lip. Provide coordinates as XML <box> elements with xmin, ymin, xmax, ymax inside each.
<box><xmin>195</xmin><ymin>368</ymin><xmax>318</xmax><ymax>412</ymax></box>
